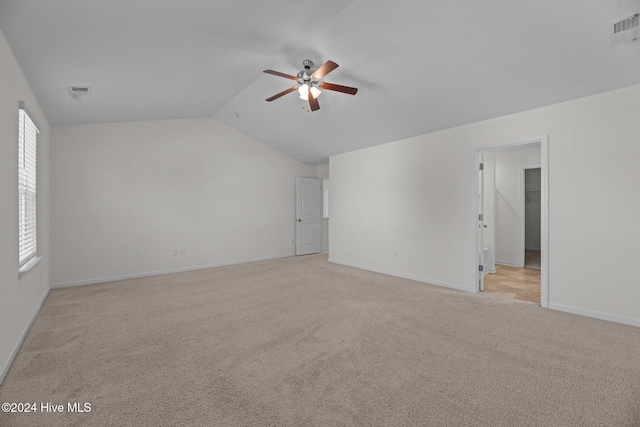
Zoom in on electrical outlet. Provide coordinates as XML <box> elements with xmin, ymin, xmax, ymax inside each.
<box><xmin>180</xmin><ymin>248</ymin><xmax>186</xmax><ymax>256</ymax></box>
<box><xmin>172</xmin><ymin>249</ymin><xmax>178</xmax><ymax>256</ymax></box>
<box><xmin>393</xmin><ymin>251</ymin><xmax>398</xmax><ymax>259</ymax></box>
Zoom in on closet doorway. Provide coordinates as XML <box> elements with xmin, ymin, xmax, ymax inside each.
<box><xmin>475</xmin><ymin>136</ymin><xmax>548</xmax><ymax>307</ymax></box>
<box><xmin>483</xmin><ymin>164</ymin><xmax>541</xmax><ymax>304</ymax></box>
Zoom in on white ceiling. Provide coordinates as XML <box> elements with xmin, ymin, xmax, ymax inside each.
<box><xmin>1</xmin><ymin>0</ymin><xmax>639</xmax><ymax>164</ymax></box>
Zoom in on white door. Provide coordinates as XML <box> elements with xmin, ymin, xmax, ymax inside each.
<box><xmin>478</xmin><ymin>155</ymin><xmax>485</xmax><ymax>291</ymax></box>
<box><xmin>296</xmin><ymin>177</ymin><xmax>323</xmax><ymax>255</ymax></box>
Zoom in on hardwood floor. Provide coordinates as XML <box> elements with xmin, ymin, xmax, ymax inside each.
<box><xmin>524</xmin><ymin>250</ymin><xmax>541</xmax><ymax>270</ymax></box>
<box><xmin>484</xmin><ymin>258</ymin><xmax>541</xmax><ymax>304</ymax></box>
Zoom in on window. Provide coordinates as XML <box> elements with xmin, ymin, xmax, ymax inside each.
<box><xmin>18</xmin><ymin>102</ymin><xmax>39</xmax><ymax>269</ymax></box>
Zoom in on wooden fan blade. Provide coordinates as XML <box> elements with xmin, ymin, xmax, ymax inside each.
<box><xmin>311</xmin><ymin>60</ymin><xmax>339</xmax><ymax>80</ymax></box>
<box><xmin>319</xmin><ymin>82</ymin><xmax>358</xmax><ymax>95</ymax></box>
<box><xmin>308</xmin><ymin>91</ymin><xmax>320</xmax><ymax>111</ymax></box>
<box><xmin>266</xmin><ymin>86</ymin><xmax>298</xmax><ymax>102</ymax></box>
<box><xmin>263</xmin><ymin>69</ymin><xmax>299</xmax><ymax>81</ymax></box>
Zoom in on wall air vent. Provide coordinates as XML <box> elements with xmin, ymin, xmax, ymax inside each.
<box><xmin>68</xmin><ymin>86</ymin><xmax>92</xmax><ymax>101</ymax></box>
<box><xmin>611</xmin><ymin>13</ymin><xmax>639</xmax><ymax>46</ymax></box>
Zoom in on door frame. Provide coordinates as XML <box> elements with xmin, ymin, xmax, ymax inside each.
<box><xmin>478</xmin><ymin>151</ymin><xmax>485</xmax><ymax>291</ymax></box>
<box><xmin>295</xmin><ymin>177</ymin><xmax>324</xmax><ymax>256</ymax></box>
<box><xmin>473</xmin><ymin>135</ymin><xmax>549</xmax><ymax>308</ymax></box>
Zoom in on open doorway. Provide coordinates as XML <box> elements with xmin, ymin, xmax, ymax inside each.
<box><xmin>475</xmin><ymin>136</ymin><xmax>548</xmax><ymax>307</ymax></box>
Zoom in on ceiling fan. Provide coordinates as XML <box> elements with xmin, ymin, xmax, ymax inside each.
<box><xmin>263</xmin><ymin>59</ymin><xmax>358</xmax><ymax>112</ymax></box>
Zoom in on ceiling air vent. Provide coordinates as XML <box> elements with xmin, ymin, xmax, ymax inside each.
<box><xmin>68</xmin><ymin>86</ymin><xmax>92</xmax><ymax>101</ymax></box>
<box><xmin>611</xmin><ymin>13</ymin><xmax>639</xmax><ymax>46</ymax></box>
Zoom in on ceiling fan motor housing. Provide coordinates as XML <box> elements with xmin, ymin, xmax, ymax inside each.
<box><xmin>296</xmin><ymin>70</ymin><xmax>312</xmax><ymax>82</ymax></box>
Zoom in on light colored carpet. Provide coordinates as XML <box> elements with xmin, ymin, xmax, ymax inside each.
<box><xmin>1</xmin><ymin>254</ymin><xmax>639</xmax><ymax>426</ymax></box>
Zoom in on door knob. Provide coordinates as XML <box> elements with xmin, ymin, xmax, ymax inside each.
<box><xmin>483</xmin><ymin>225</ymin><xmax>488</xmax><ymax>228</ymax></box>
<box><xmin>297</xmin><ymin>219</ymin><xmax>302</xmax><ymax>222</ymax></box>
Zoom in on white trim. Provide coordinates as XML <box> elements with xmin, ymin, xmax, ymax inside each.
<box><xmin>478</xmin><ymin>151</ymin><xmax>485</xmax><ymax>291</ymax></box>
<box><xmin>540</xmin><ymin>137</ymin><xmax>549</xmax><ymax>308</ymax></box>
<box><xmin>0</xmin><ymin>286</ymin><xmax>50</xmax><ymax>385</ymax></box>
<box><xmin>474</xmin><ymin>135</ymin><xmax>546</xmax><ymax>151</ymax></box>
<box><xmin>51</xmin><ymin>253</ymin><xmax>295</xmax><ymax>289</ymax></box>
<box><xmin>471</xmin><ymin>152</ymin><xmax>481</xmax><ymax>293</ymax></box>
<box><xmin>296</xmin><ymin>177</ymin><xmax>324</xmax><ymax>256</ymax></box>
<box><xmin>549</xmin><ymin>303</ymin><xmax>640</xmax><ymax>328</ymax></box>
<box><xmin>495</xmin><ymin>260</ymin><xmax>522</xmax><ymax>267</ymax></box>
<box><xmin>328</xmin><ymin>258</ymin><xmax>473</xmax><ymax>293</ymax></box>
<box><xmin>473</xmin><ymin>134</ymin><xmax>549</xmax><ymax>308</ymax></box>
<box><xmin>18</xmin><ymin>256</ymin><xmax>42</xmax><ymax>279</ymax></box>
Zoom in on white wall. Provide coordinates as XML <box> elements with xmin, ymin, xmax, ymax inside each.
<box><xmin>330</xmin><ymin>84</ymin><xmax>640</xmax><ymax>325</ymax></box>
<box><xmin>51</xmin><ymin>118</ymin><xmax>316</xmax><ymax>285</ymax></box>
<box><xmin>316</xmin><ymin>164</ymin><xmax>329</xmax><ymax>179</ymax></box>
<box><xmin>0</xmin><ymin>29</ymin><xmax>51</xmax><ymax>383</ymax></box>
<box><xmin>494</xmin><ymin>146</ymin><xmax>540</xmax><ymax>266</ymax></box>
<box><xmin>525</xmin><ymin>168</ymin><xmax>542</xmax><ymax>251</ymax></box>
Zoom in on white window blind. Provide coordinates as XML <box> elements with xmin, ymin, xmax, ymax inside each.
<box><xmin>18</xmin><ymin>105</ymin><xmax>39</xmax><ymax>267</ymax></box>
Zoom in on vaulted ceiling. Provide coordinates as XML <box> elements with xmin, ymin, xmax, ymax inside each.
<box><xmin>1</xmin><ymin>0</ymin><xmax>639</xmax><ymax>164</ymax></box>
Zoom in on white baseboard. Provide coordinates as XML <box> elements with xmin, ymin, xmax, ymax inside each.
<box><xmin>495</xmin><ymin>260</ymin><xmax>523</xmax><ymax>267</ymax></box>
<box><xmin>1</xmin><ymin>287</ymin><xmax>50</xmax><ymax>386</ymax></box>
<box><xmin>51</xmin><ymin>253</ymin><xmax>296</xmax><ymax>289</ymax></box>
<box><xmin>548</xmin><ymin>303</ymin><xmax>640</xmax><ymax>328</ymax></box>
<box><xmin>328</xmin><ymin>258</ymin><xmax>472</xmax><ymax>293</ymax></box>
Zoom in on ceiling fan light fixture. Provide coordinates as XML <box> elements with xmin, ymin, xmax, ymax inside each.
<box><xmin>298</xmin><ymin>84</ymin><xmax>321</xmax><ymax>100</ymax></box>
